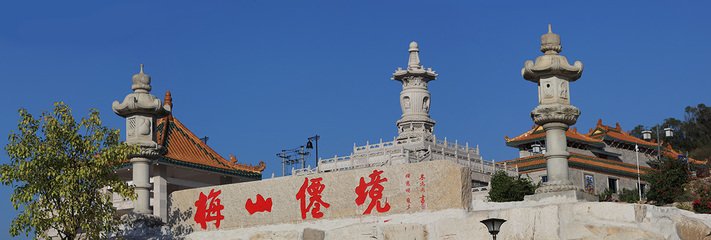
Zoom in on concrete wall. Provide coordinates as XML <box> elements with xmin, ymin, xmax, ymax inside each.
<box><xmin>168</xmin><ymin>160</ymin><xmax>471</xmax><ymax>233</ymax></box>
<box><xmin>604</xmin><ymin>145</ymin><xmax>656</xmax><ymax>167</ymax></box>
<box><xmin>524</xmin><ymin>168</ymin><xmax>646</xmax><ymax>195</ymax></box>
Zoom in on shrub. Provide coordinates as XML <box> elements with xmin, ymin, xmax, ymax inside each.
<box><xmin>597</xmin><ymin>188</ymin><xmax>615</xmax><ymax>202</ymax></box>
<box><xmin>644</xmin><ymin>156</ymin><xmax>690</xmax><ymax>205</ymax></box>
<box><xmin>488</xmin><ymin>171</ymin><xmax>537</xmax><ymax>202</ymax></box>
<box><xmin>618</xmin><ymin>188</ymin><xmax>642</xmax><ymax>203</ymax></box>
<box><xmin>685</xmin><ymin>178</ymin><xmax>711</xmax><ymax>214</ymax></box>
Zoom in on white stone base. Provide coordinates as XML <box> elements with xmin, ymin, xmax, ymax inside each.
<box><xmin>177</xmin><ymin>202</ymin><xmax>711</xmax><ymax>240</ymax></box>
<box><xmin>523</xmin><ymin>189</ymin><xmax>597</xmax><ymax>203</ymax></box>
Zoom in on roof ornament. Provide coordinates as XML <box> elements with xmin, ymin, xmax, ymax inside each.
<box><xmin>164</xmin><ymin>91</ymin><xmax>173</xmax><ymax>113</ymax></box>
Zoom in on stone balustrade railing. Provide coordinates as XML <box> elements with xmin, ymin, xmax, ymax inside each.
<box><xmin>317</xmin><ymin>137</ymin><xmax>518</xmax><ymax>176</ymax></box>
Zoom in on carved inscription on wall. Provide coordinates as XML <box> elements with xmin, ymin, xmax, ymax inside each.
<box><xmin>168</xmin><ymin>160</ymin><xmax>469</xmax><ymax>230</ymax></box>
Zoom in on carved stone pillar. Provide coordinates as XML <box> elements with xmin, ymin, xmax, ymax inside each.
<box><xmin>112</xmin><ymin>64</ymin><xmax>170</xmax><ymax>214</ymax></box>
<box><xmin>522</xmin><ymin>25</ymin><xmax>586</xmax><ymax>195</ymax></box>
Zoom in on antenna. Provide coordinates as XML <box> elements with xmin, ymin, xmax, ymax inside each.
<box><xmin>276</xmin><ymin>146</ymin><xmax>310</xmax><ymax>176</ymax></box>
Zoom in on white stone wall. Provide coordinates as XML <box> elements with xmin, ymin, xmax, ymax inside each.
<box><xmin>168</xmin><ymin>160</ymin><xmax>471</xmax><ymax>233</ymax></box>
<box><xmin>178</xmin><ymin>201</ymin><xmax>711</xmax><ymax>240</ymax></box>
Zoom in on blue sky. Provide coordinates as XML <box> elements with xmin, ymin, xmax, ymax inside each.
<box><xmin>0</xmin><ymin>1</ymin><xmax>709</xmax><ymax>238</ymax></box>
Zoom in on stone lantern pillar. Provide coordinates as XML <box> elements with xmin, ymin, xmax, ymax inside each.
<box><xmin>521</xmin><ymin>25</ymin><xmax>590</xmax><ymax>198</ymax></box>
<box><xmin>392</xmin><ymin>41</ymin><xmax>438</xmax><ymax>141</ymax></box>
<box><xmin>112</xmin><ymin>64</ymin><xmax>171</xmax><ymax>214</ymax></box>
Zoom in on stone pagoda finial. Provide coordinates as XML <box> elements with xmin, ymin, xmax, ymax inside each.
<box><xmin>111</xmin><ymin>64</ymin><xmax>170</xmax><ymax>215</ymax></box>
<box><xmin>541</xmin><ymin>24</ymin><xmax>562</xmax><ymax>55</ymax></box>
<box><xmin>132</xmin><ymin>64</ymin><xmax>152</xmax><ymax>93</ymax></box>
<box><xmin>521</xmin><ymin>26</ymin><xmax>591</xmax><ymax>198</ymax></box>
<box><xmin>392</xmin><ymin>41</ymin><xmax>438</xmax><ymax>141</ymax></box>
<box><xmin>408</xmin><ymin>41</ymin><xmax>421</xmax><ymax>69</ymax></box>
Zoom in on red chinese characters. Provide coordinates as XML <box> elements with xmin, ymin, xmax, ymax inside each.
<box><xmin>296</xmin><ymin>177</ymin><xmax>330</xmax><ymax>219</ymax></box>
<box><xmin>355</xmin><ymin>169</ymin><xmax>391</xmax><ymax>214</ymax></box>
<box><xmin>419</xmin><ymin>174</ymin><xmax>426</xmax><ymax>209</ymax></box>
<box><xmin>194</xmin><ymin>189</ymin><xmax>225</xmax><ymax>230</ymax></box>
<box><xmin>245</xmin><ymin>194</ymin><xmax>273</xmax><ymax>215</ymax></box>
<box><xmin>405</xmin><ymin>172</ymin><xmax>412</xmax><ymax>210</ymax></box>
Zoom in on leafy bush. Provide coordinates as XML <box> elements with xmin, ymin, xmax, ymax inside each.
<box><xmin>675</xmin><ymin>202</ymin><xmax>694</xmax><ymax>211</ymax></box>
<box><xmin>597</xmin><ymin>188</ymin><xmax>615</xmax><ymax>202</ymax></box>
<box><xmin>685</xmin><ymin>178</ymin><xmax>711</xmax><ymax>214</ymax></box>
<box><xmin>488</xmin><ymin>171</ymin><xmax>537</xmax><ymax>202</ymax></box>
<box><xmin>643</xmin><ymin>156</ymin><xmax>690</xmax><ymax>205</ymax></box>
<box><xmin>619</xmin><ymin>188</ymin><xmax>641</xmax><ymax>203</ymax></box>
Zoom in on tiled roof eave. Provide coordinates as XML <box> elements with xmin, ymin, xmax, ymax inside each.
<box><xmin>602</xmin><ymin>135</ymin><xmax>657</xmax><ymax>148</ymax></box>
<box><xmin>159</xmin><ymin>116</ymin><xmax>266</xmax><ymax>175</ymax></box>
<box><xmin>519</xmin><ymin>162</ymin><xmax>647</xmax><ymax>179</ymax></box>
<box><xmin>506</xmin><ymin>153</ymin><xmax>653</xmax><ymax>177</ymax></box>
<box><xmin>159</xmin><ymin>157</ymin><xmax>262</xmax><ymax>179</ymax></box>
<box><xmin>506</xmin><ymin>136</ymin><xmax>604</xmax><ymax>148</ymax></box>
<box><xmin>113</xmin><ymin>159</ymin><xmax>262</xmax><ymax>180</ymax></box>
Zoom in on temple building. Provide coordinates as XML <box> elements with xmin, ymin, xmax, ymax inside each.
<box><xmin>504</xmin><ymin>119</ymin><xmax>705</xmax><ymax>195</ymax></box>
<box><xmin>111</xmin><ymin>66</ymin><xmax>265</xmax><ymax>221</ymax></box>
<box><xmin>314</xmin><ymin>42</ymin><xmax>518</xmax><ymax>188</ymax></box>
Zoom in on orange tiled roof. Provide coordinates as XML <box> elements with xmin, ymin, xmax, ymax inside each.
<box><xmin>505</xmin><ymin>125</ymin><xmax>603</xmax><ymax>146</ymax></box>
<box><xmin>663</xmin><ymin>144</ymin><xmax>706</xmax><ymax>165</ymax></box>
<box><xmin>505</xmin><ymin>153</ymin><xmax>653</xmax><ymax>177</ymax></box>
<box><xmin>587</xmin><ymin>120</ymin><xmax>706</xmax><ymax>165</ymax></box>
<box><xmin>587</xmin><ymin>119</ymin><xmax>657</xmax><ymax>148</ymax></box>
<box><xmin>155</xmin><ymin>97</ymin><xmax>265</xmax><ymax>178</ymax></box>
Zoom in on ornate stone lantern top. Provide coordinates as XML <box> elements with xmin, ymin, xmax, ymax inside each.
<box><xmin>392</xmin><ymin>41</ymin><xmax>438</xmax><ymax>81</ymax></box>
<box><xmin>522</xmin><ymin>25</ymin><xmax>584</xmax><ymax>83</ymax></box>
<box><xmin>112</xmin><ymin>64</ymin><xmax>171</xmax><ymax>117</ymax></box>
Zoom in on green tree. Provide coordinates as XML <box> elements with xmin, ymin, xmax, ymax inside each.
<box><xmin>0</xmin><ymin>102</ymin><xmax>136</xmax><ymax>239</ymax></box>
<box><xmin>488</xmin><ymin>171</ymin><xmax>537</xmax><ymax>202</ymax></box>
<box><xmin>631</xmin><ymin>104</ymin><xmax>711</xmax><ymax>161</ymax></box>
<box><xmin>643</xmin><ymin>156</ymin><xmax>689</xmax><ymax>205</ymax></box>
